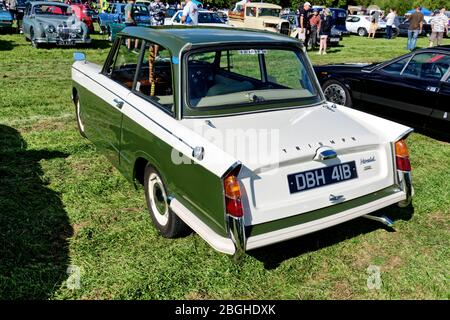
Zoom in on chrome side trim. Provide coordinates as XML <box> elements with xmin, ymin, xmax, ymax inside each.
<box><xmin>226</xmin><ymin>215</ymin><xmax>246</xmax><ymax>262</ymax></box>
<box><xmin>397</xmin><ymin>170</ymin><xmax>413</xmax><ymax>207</ymax></box>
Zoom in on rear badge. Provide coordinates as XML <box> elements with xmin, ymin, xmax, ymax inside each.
<box><xmin>360</xmin><ymin>156</ymin><xmax>376</xmax><ymax>165</ymax></box>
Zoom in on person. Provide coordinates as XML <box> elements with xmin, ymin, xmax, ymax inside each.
<box><xmin>309</xmin><ymin>9</ymin><xmax>321</xmax><ymax>50</ymax></box>
<box><xmin>429</xmin><ymin>8</ymin><xmax>449</xmax><ymax>47</ymax></box>
<box><xmin>181</xmin><ymin>0</ymin><xmax>198</xmax><ymax>26</ymax></box>
<box><xmin>298</xmin><ymin>2</ymin><xmax>312</xmax><ymax>48</ymax></box>
<box><xmin>367</xmin><ymin>10</ymin><xmax>381</xmax><ymax>38</ymax></box>
<box><xmin>385</xmin><ymin>8</ymin><xmax>396</xmax><ymax>39</ymax></box>
<box><xmin>124</xmin><ymin>0</ymin><xmax>139</xmax><ymax>52</ymax></box>
<box><xmin>6</xmin><ymin>0</ymin><xmax>18</xmax><ymax>32</ymax></box>
<box><xmin>149</xmin><ymin>0</ymin><xmax>165</xmax><ymax>12</ymax></box>
<box><xmin>406</xmin><ymin>6</ymin><xmax>424</xmax><ymax>51</ymax></box>
<box><xmin>318</xmin><ymin>8</ymin><xmax>332</xmax><ymax>55</ymax></box>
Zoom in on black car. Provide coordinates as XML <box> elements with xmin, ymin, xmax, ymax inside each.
<box><xmin>314</xmin><ymin>47</ymin><xmax>450</xmax><ymax>139</ymax></box>
<box><xmin>329</xmin><ymin>8</ymin><xmax>349</xmax><ymax>35</ymax></box>
<box><xmin>397</xmin><ymin>19</ymin><xmax>432</xmax><ymax>37</ymax></box>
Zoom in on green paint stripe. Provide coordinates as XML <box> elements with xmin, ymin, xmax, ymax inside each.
<box><xmin>247</xmin><ymin>185</ymin><xmax>400</xmax><ymax>236</ymax></box>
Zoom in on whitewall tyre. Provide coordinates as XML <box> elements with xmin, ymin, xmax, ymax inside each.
<box><xmin>144</xmin><ymin>165</ymin><xmax>190</xmax><ymax>238</ymax></box>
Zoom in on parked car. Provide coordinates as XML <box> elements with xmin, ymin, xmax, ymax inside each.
<box><xmin>70</xmin><ymin>3</ymin><xmax>94</xmax><ymax>33</ymax></box>
<box><xmin>328</xmin><ymin>7</ymin><xmax>349</xmax><ymax>35</ymax></box>
<box><xmin>346</xmin><ymin>14</ymin><xmax>398</xmax><ymax>37</ymax></box>
<box><xmin>71</xmin><ymin>27</ymin><xmax>414</xmax><ymax>259</ymax></box>
<box><xmin>105</xmin><ymin>4</ymin><xmax>154</xmax><ymax>41</ymax></box>
<box><xmin>397</xmin><ymin>19</ymin><xmax>432</xmax><ymax>37</ymax></box>
<box><xmin>165</xmin><ymin>10</ymin><xmax>229</xmax><ymax>27</ymax></box>
<box><xmin>99</xmin><ymin>2</ymin><xmax>151</xmax><ymax>37</ymax></box>
<box><xmin>281</xmin><ymin>13</ymin><xmax>341</xmax><ymax>49</ymax></box>
<box><xmin>0</xmin><ymin>3</ymin><xmax>13</xmax><ymax>32</ymax></box>
<box><xmin>228</xmin><ymin>2</ymin><xmax>291</xmax><ymax>36</ymax></box>
<box><xmin>314</xmin><ymin>47</ymin><xmax>450</xmax><ymax>139</ymax></box>
<box><xmin>22</xmin><ymin>1</ymin><xmax>90</xmax><ymax>48</ymax></box>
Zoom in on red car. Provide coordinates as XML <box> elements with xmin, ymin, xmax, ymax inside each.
<box><xmin>69</xmin><ymin>2</ymin><xmax>94</xmax><ymax>33</ymax></box>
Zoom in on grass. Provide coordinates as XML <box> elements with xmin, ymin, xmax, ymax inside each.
<box><xmin>0</xmin><ymin>29</ymin><xmax>449</xmax><ymax>300</ymax></box>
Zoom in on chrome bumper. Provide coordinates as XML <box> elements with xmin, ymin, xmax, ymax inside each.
<box><xmin>397</xmin><ymin>170</ymin><xmax>413</xmax><ymax>207</ymax></box>
<box><xmin>226</xmin><ymin>215</ymin><xmax>246</xmax><ymax>262</ymax></box>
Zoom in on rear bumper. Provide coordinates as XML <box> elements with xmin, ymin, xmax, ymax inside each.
<box><xmin>170</xmin><ymin>180</ymin><xmax>412</xmax><ymax>257</ymax></box>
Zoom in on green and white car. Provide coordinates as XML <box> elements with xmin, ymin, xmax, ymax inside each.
<box><xmin>71</xmin><ymin>27</ymin><xmax>413</xmax><ymax>259</ymax></box>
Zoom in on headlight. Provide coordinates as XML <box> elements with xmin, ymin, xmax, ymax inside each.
<box><xmin>46</xmin><ymin>25</ymin><xmax>56</xmax><ymax>33</ymax></box>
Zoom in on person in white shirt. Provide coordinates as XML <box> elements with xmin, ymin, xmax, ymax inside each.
<box><xmin>430</xmin><ymin>8</ymin><xmax>449</xmax><ymax>47</ymax></box>
<box><xmin>181</xmin><ymin>0</ymin><xmax>198</xmax><ymax>26</ymax></box>
<box><xmin>385</xmin><ymin>8</ymin><xmax>396</xmax><ymax>39</ymax></box>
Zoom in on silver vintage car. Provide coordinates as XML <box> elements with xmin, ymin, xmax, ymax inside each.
<box><xmin>22</xmin><ymin>1</ymin><xmax>90</xmax><ymax>48</ymax></box>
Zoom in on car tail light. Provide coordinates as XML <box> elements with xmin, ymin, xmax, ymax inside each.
<box><xmin>224</xmin><ymin>172</ymin><xmax>243</xmax><ymax>218</ymax></box>
<box><xmin>395</xmin><ymin>139</ymin><xmax>411</xmax><ymax>171</ymax></box>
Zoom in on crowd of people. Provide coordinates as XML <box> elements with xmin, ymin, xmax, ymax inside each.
<box><xmin>297</xmin><ymin>2</ymin><xmax>333</xmax><ymax>55</ymax></box>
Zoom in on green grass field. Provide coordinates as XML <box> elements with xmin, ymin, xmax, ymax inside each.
<box><xmin>0</xmin><ymin>30</ymin><xmax>449</xmax><ymax>300</ymax></box>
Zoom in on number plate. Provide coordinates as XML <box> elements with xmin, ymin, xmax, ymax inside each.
<box><xmin>287</xmin><ymin>161</ymin><xmax>358</xmax><ymax>194</ymax></box>
<box><xmin>57</xmin><ymin>40</ymin><xmax>74</xmax><ymax>46</ymax></box>
<box><xmin>330</xmin><ymin>38</ymin><xmax>339</xmax><ymax>42</ymax></box>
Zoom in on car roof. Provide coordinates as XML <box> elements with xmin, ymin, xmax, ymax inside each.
<box><xmin>245</xmin><ymin>3</ymin><xmax>281</xmax><ymax>9</ymax></box>
<box><xmin>119</xmin><ymin>26</ymin><xmax>301</xmax><ymax>54</ymax></box>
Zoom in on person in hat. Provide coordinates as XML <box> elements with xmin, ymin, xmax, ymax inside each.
<box><xmin>298</xmin><ymin>2</ymin><xmax>312</xmax><ymax>48</ymax></box>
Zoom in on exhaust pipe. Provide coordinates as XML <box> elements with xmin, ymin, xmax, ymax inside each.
<box><xmin>362</xmin><ymin>214</ymin><xmax>394</xmax><ymax>227</ymax></box>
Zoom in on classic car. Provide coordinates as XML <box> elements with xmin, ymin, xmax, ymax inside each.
<box><xmin>105</xmin><ymin>4</ymin><xmax>154</xmax><ymax>42</ymax></box>
<box><xmin>314</xmin><ymin>47</ymin><xmax>450</xmax><ymax>139</ymax></box>
<box><xmin>70</xmin><ymin>3</ymin><xmax>94</xmax><ymax>33</ymax></box>
<box><xmin>98</xmin><ymin>2</ymin><xmax>151</xmax><ymax>35</ymax></box>
<box><xmin>22</xmin><ymin>1</ymin><xmax>91</xmax><ymax>48</ymax></box>
<box><xmin>72</xmin><ymin>27</ymin><xmax>413</xmax><ymax>259</ymax></box>
<box><xmin>280</xmin><ymin>13</ymin><xmax>341</xmax><ymax>49</ymax></box>
<box><xmin>346</xmin><ymin>14</ymin><xmax>399</xmax><ymax>37</ymax></box>
<box><xmin>0</xmin><ymin>3</ymin><xmax>13</xmax><ymax>32</ymax></box>
<box><xmin>228</xmin><ymin>2</ymin><xmax>291</xmax><ymax>36</ymax></box>
<box><xmin>165</xmin><ymin>10</ymin><xmax>229</xmax><ymax>27</ymax></box>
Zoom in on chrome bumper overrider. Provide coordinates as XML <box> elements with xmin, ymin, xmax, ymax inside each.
<box><xmin>397</xmin><ymin>170</ymin><xmax>413</xmax><ymax>207</ymax></box>
<box><xmin>226</xmin><ymin>215</ymin><xmax>246</xmax><ymax>262</ymax></box>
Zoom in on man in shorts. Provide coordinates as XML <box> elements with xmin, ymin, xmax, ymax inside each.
<box><xmin>124</xmin><ymin>0</ymin><xmax>139</xmax><ymax>52</ymax></box>
<box><xmin>429</xmin><ymin>8</ymin><xmax>449</xmax><ymax>47</ymax></box>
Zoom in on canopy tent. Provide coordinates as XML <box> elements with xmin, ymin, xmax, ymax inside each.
<box><xmin>406</xmin><ymin>8</ymin><xmax>432</xmax><ymax>15</ymax></box>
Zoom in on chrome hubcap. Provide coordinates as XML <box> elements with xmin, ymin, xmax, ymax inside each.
<box><xmin>324</xmin><ymin>84</ymin><xmax>347</xmax><ymax>105</ymax></box>
<box><xmin>148</xmin><ymin>173</ymin><xmax>169</xmax><ymax>226</ymax></box>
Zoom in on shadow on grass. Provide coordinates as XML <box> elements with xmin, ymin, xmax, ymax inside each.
<box><xmin>0</xmin><ymin>124</ymin><xmax>72</xmax><ymax>299</ymax></box>
<box><xmin>249</xmin><ymin>205</ymin><xmax>414</xmax><ymax>270</ymax></box>
<box><xmin>0</xmin><ymin>39</ymin><xmax>16</xmax><ymax>51</ymax></box>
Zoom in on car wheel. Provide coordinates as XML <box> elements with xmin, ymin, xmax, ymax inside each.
<box><xmin>144</xmin><ymin>165</ymin><xmax>190</xmax><ymax>238</ymax></box>
<box><xmin>322</xmin><ymin>80</ymin><xmax>353</xmax><ymax>107</ymax></box>
<box><xmin>30</xmin><ymin>28</ymin><xmax>41</xmax><ymax>48</ymax></box>
<box><xmin>74</xmin><ymin>96</ymin><xmax>87</xmax><ymax>138</ymax></box>
<box><xmin>357</xmin><ymin>27</ymin><xmax>367</xmax><ymax>37</ymax></box>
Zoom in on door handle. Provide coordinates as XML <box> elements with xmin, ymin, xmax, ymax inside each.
<box><xmin>113</xmin><ymin>98</ymin><xmax>124</xmax><ymax>109</ymax></box>
<box><xmin>426</xmin><ymin>86</ymin><xmax>440</xmax><ymax>93</ymax></box>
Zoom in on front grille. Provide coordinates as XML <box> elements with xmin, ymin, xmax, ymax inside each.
<box><xmin>280</xmin><ymin>22</ymin><xmax>290</xmax><ymax>35</ymax></box>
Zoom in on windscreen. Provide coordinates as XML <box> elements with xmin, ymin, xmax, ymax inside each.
<box><xmin>186</xmin><ymin>47</ymin><xmax>320</xmax><ymax>111</ymax></box>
